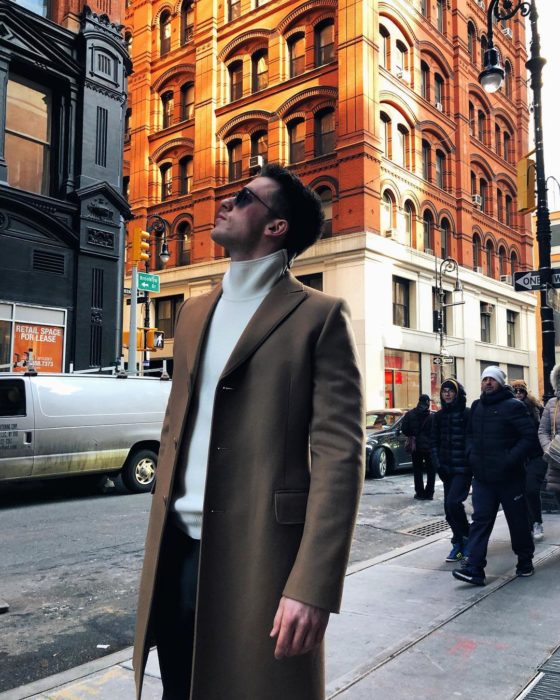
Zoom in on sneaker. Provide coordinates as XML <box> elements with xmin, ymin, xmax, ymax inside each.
<box><xmin>516</xmin><ymin>560</ymin><xmax>535</xmax><ymax>577</ymax></box>
<box><xmin>452</xmin><ymin>567</ymin><xmax>486</xmax><ymax>586</ymax></box>
<box><xmin>532</xmin><ymin>522</ymin><xmax>544</xmax><ymax>541</ymax></box>
<box><xmin>446</xmin><ymin>543</ymin><xmax>464</xmax><ymax>562</ymax></box>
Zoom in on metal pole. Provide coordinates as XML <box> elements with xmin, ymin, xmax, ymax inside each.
<box><xmin>129</xmin><ymin>264</ymin><xmax>138</xmax><ymax>375</ymax></box>
<box><xmin>527</xmin><ymin>1</ymin><xmax>555</xmax><ymax>401</ymax></box>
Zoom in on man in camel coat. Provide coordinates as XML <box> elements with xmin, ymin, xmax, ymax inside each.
<box><xmin>133</xmin><ymin>164</ymin><xmax>365</xmax><ymax>700</ymax></box>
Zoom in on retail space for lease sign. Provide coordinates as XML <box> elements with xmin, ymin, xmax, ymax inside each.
<box><xmin>0</xmin><ymin>302</ymin><xmax>66</xmax><ymax>373</ymax></box>
<box><xmin>12</xmin><ymin>323</ymin><xmax>64</xmax><ymax>372</ymax></box>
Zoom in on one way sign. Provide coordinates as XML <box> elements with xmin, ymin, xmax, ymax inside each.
<box><xmin>514</xmin><ymin>269</ymin><xmax>560</xmax><ymax>291</ymax></box>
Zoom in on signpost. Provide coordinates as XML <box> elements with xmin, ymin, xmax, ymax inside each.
<box><xmin>513</xmin><ymin>268</ymin><xmax>560</xmax><ymax>292</ymax></box>
<box><xmin>433</xmin><ymin>356</ymin><xmax>454</xmax><ymax>366</ymax></box>
<box><xmin>137</xmin><ymin>272</ymin><xmax>160</xmax><ymax>293</ymax></box>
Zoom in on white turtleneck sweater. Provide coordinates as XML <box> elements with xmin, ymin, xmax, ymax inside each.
<box><xmin>173</xmin><ymin>249</ymin><xmax>288</xmax><ymax>538</ymax></box>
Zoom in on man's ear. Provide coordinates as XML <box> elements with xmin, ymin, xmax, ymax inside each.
<box><xmin>264</xmin><ymin>219</ymin><xmax>288</xmax><ymax>240</ymax></box>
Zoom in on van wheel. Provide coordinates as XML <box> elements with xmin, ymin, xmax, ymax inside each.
<box><xmin>122</xmin><ymin>449</ymin><xmax>157</xmax><ymax>493</ymax></box>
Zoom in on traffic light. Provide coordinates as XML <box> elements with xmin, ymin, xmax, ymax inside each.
<box><xmin>146</xmin><ymin>328</ymin><xmax>165</xmax><ymax>351</ymax></box>
<box><xmin>517</xmin><ymin>155</ymin><xmax>536</xmax><ymax>213</ymax></box>
<box><xmin>122</xmin><ymin>329</ymin><xmax>144</xmax><ymax>349</ymax></box>
<box><xmin>130</xmin><ymin>229</ymin><xmax>150</xmax><ymax>265</ymax></box>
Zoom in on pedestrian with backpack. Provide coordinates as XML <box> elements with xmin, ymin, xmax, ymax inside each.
<box><xmin>430</xmin><ymin>379</ymin><xmax>472</xmax><ymax>562</ymax></box>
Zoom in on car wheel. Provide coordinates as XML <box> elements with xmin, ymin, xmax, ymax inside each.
<box><xmin>122</xmin><ymin>449</ymin><xmax>157</xmax><ymax>493</ymax></box>
<box><xmin>370</xmin><ymin>448</ymin><xmax>388</xmax><ymax>479</ymax></box>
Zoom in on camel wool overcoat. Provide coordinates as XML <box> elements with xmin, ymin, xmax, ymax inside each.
<box><xmin>133</xmin><ymin>272</ymin><xmax>365</xmax><ymax>700</ymax></box>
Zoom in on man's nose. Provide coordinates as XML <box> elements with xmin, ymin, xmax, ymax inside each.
<box><xmin>221</xmin><ymin>196</ymin><xmax>234</xmax><ymax>211</ymax></box>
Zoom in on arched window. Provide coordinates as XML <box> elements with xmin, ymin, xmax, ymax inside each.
<box><xmin>422</xmin><ymin>139</ymin><xmax>431</xmax><ymax>181</ymax></box>
<box><xmin>229</xmin><ymin>61</ymin><xmax>243</xmax><ymax>101</ymax></box>
<box><xmin>288</xmin><ymin>33</ymin><xmax>305</xmax><ymax>78</ymax></box>
<box><xmin>503</xmin><ymin>131</ymin><xmax>511</xmax><ymax>162</ymax></box>
<box><xmin>251</xmin><ymin>130</ymin><xmax>268</xmax><ymax>162</ymax></box>
<box><xmin>435</xmin><ymin>150</ymin><xmax>445</xmax><ymax>189</ymax></box>
<box><xmin>125</xmin><ymin>31</ymin><xmax>133</xmax><ymax>52</ymax></box>
<box><xmin>505</xmin><ymin>194</ymin><xmax>513</xmax><ymax>226</ymax></box>
<box><xmin>396</xmin><ymin>40</ymin><xmax>408</xmax><ymax>74</ymax></box>
<box><xmin>228</xmin><ymin>0</ymin><xmax>240</xmax><ymax>21</ymax></box>
<box><xmin>180</xmin><ymin>0</ymin><xmax>194</xmax><ymax>45</ymax></box>
<box><xmin>423</xmin><ymin>210</ymin><xmax>434</xmax><ymax>251</ymax></box>
<box><xmin>471</xmin><ymin>170</ymin><xmax>477</xmax><ymax>194</ymax></box>
<box><xmin>160</xmin><ymin>11</ymin><xmax>171</xmax><ymax>56</ymax></box>
<box><xmin>468</xmin><ymin>22</ymin><xmax>476</xmax><ymax>63</ymax></box>
<box><xmin>440</xmin><ymin>218</ymin><xmax>451</xmax><ymax>259</ymax></box>
<box><xmin>436</xmin><ymin>0</ymin><xmax>444</xmax><ymax>32</ymax></box>
<box><xmin>469</xmin><ymin>101</ymin><xmax>475</xmax><ymax>135</ymax></box>
<box><xmin>498</xmin><ymin>246</ymin><xmax>507</xmax><ymax>277</ymax></box>
<box><xmin>124</xmin><ymin>107</ymin><xmax>131</xmax><ymax>141</ymax></box>
<box><xmin>382</xmin><ymin>191</ymin><xmax>395</xmax><ymax>234</ymax></box>
<box><xmin>381</xmin><ymin>112</ymin><xmax>391</xmax><ymax>157</ymax></box>
<box><xmin>252</xmin><ymin>50</ymin><xmax>268</xmax><ymax>93</ymax></box>
<box><xmin>160</xmin><ymin>163</ymin><xmax>172</xmax><ymax>200</ymax></box>
<box><xmin>315</xmin><ymin>19</ymin><xmax>334</xmax><ymax>67</ymax></box>
<box><xmin>480</xmin><ymin>35</ymin><xmax>488</xmax><ymax>67</ymax></box>
<box><xmin>404</xmin><ymin>201</ymin><xmax>414</xmax><ymax>247</ymax></box>
<box><xmin>379</xmin><ymin>25</ymin><xmax>390</xmax><ymax>70</ymax></box>
<box><xmin>485</xmin><ymin>239</ymin><xmax>494</xmax><ymax>277</ymax></box>
<box><xmin>397</xmin><ymin>125</ymin><xmax>409</xmax><ymax>168</ymax></box>
<box><xmin>477</xmin><ymin>110</ymin><xmax>485</xmax><ymax>143</ymax></box>
<box><xmin>177</xmin><ymin>221</ymin><xmax>192</xmax><ymax>266</ymax></box>
<box><xmin>510</xmin><ymin>250</ymin><xmax>518</xmax><ymax>275</ymax></box>
<box><xmin>228</xmin><ymin>139</ymin><xmax>242</xmax><ymax>181</ymax></box>
<box><xmin>161</xmin><ymin>90</ymin><xmax>173</xmax><ymax>129</ymax></box>
<box><xmin>473</xmin><ymin>233</ymin><xmax>481</xmax><ymax>270</ymax></box>
<box><xmin>179</xmin><ymin>156</ymin><xmax>193</xmax><ymax>195</ymax></box>
<box><xmin>497</xmin><ymin>188</ymin><xmax>503</xmax><ymax>221</ymax></box>
<box><xmin>480</xmin><ymin>178</ymin><xmax>488</xmax><ymax>213</ymax></box>
<box><xmin>122</xmin><ymin>176</ymin><xmax>129</xmax><ymax>200</ymax></box>
<box><xmin>315</xmin><ymin>109</ymin><xmax>335</xmax><ymax>156</ymax></box>
<box><xmin>504</xmin><ymin>61</ymin><xmax>513</xmax><ymax>99</ymax></box>
<box><xmin>421</xmin><ymin>61</ymin><xmax>429</xmax><ymax>99</ymax></box>
<box><xmin>434</xmin><ymin>74</ymin><xmax>444</xmax><ymax>109</ymax></box>
<box><xmin>420</xmin><ymin>0</ymin><xmax>428</xmax><ymax>17</ymax></box>
<box><xmin>180</xmin><ymin>83</ymin><xmax>194</xmax><ymax>121</ymax></box>
<box><xmin>317</xmin><ymin>186</ymin><xmax>333</xmax><ymax>238</ymax></box>
<box><xmin>495</xmin><ymin>124</ymin><xmax>501</xmax><ymax>156</ymax></box>
<box><xmin>288</xmin><ymin>119</ymin><xmax>305</xmax><ymax>163</ymax></box>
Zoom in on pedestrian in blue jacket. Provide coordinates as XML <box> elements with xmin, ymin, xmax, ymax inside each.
<box><xmin>452</xmin><ymin>366</ymin><xmax>537</xmax><ymax>586</ymax></box>
<box><xmin>431</xmin><ymin>379</ymin><xmax>471</xmax><ymax>562</ymax></box>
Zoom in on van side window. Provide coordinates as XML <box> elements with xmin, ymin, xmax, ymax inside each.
<box><xmin>0</xmin><ymin>380</ymin><xmax>26</xmax><ymax>417</ymax></box>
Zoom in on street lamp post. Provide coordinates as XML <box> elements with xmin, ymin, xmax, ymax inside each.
<box><xmin>434</xmin><ymin>256</ymin><xmax>464</xmax><ymax>385</ymax></box>
<box><xmin>479</xmin><ymin>0</ymin><xmax>554</xmax><ymax>401</ymax></box>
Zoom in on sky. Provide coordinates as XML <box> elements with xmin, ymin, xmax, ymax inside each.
<box><xmin>532</xmin><ymin>2</ymin><xmax>560</xmax><ymax>210</ymax></box>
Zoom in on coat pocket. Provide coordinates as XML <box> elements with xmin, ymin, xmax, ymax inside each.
<box><xmin>274</xmin><ymin>490</ymin><xmax>308</xmax><ymax>524</ymax></box>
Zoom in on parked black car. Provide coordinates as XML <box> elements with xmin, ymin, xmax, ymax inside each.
<box><xmin>365</xmin><ymin>413</ymin><xmax>413</xmax><ymax>479</ymax></box>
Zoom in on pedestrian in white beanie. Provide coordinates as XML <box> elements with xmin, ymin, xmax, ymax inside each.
<box><xmin>480</xmin><ymin>366</ymin><xmax>506</xmax><ymax>386</ymax></box>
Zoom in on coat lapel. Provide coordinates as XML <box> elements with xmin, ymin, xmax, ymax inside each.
<box><xmin>177</xmin><ymin>284</ymin><xmax>222</xmax><ymax>388</ymax></box>
<box><xmin>220</xmin><ymin>273</ymin><xmax>307</xmax><ymax>379</ymax></box>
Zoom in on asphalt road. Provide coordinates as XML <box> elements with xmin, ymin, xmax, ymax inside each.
<box><xmin>0</xmin><ymin>472</ymin><xmax>453</xmax><ymax>693</ymax></box>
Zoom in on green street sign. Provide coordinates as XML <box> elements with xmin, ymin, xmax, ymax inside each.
<box><xmin>137</xmin><ymin>272</ymin><xmax>160</xmax><ymax>293</ymax></box>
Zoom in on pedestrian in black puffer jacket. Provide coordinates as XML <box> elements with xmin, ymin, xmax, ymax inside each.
<box><xmin>430</xmin><ymin>379</ymin><xmax>472</xmax><ymax>562</ymax></box>
<box><xmin>402</xmin><ymin>394</ymin><xmax>434</xmax><ymax>500</ymax></box>
<box><xmin>452</xmin><ymin>366</ymin><xmax>537</xmax><ymax>588</ymax></box>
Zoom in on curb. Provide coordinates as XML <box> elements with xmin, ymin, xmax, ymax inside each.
<box><xmin>0</xmin><ymin>647</ymin><xmax>134</xmax><ymax>700</ymax></box>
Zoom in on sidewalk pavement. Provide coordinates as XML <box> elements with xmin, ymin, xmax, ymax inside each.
<box><xmin>3</xmin><ymin>511</ymin><xmax>560</xmax><ymax>700</ymax></box>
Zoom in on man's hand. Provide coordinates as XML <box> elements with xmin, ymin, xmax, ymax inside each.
<box><xmin>270</xmin><ymin>596</ymin><xmax>330</xmax><ymax>659</ymax></box>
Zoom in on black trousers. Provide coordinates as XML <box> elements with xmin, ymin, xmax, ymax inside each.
<box><xmin>152</xmin><ymin>520</ymin><xmax>200</xmax><ymax>700</ymax></box>
<box><xmin>467</xmin><ymin>477</ymin><xmax>534</xmax><ymax>573</ymax></box>
<box><xmin>412</xmin><ymin>451</ymin><xmax>435</xmax><ymax>497</ymax></box>
<box><xmin>442</xmin><ymin>473</ymin><xmax>472</xmax><ymax>544</ymax></box>
<box><xmin>525</xmin><ymin>456</ymin><xmax>547</xmax><ymax>525</ymax></box>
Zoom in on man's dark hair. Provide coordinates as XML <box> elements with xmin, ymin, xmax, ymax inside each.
<box><xmin>259</xmin><ymin>163</ymin><xmax>324</xmax><ymax>261</ymax></box>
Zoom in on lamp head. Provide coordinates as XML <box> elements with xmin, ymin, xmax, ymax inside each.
<box><xmin>159</xmin><ymin>240</ymin><xmax>170</xmax><ymax>264</ymax></box>
<box><xmin>479</xmin><ymin>47</ymin><xmax>505</xmax><ymax>93</ymax></box>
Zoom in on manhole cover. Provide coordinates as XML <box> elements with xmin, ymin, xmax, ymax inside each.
<box><xmin>401</xmin><ymin>519</ymin><xmax>450</xmax><ymax>538</ymax></box>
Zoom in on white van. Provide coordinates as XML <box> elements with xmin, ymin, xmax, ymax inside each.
<box><xmin>0</xmin><ymin>373</ymin><xmax>171</xmax><ymax>493</ymax></box>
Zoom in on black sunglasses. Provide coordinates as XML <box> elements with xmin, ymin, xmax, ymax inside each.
<box><xmin>234</xmin><ymin>187</ymin><xmax>281</xmax><ymax>219</ymax></box>
<box><xmin>513</xmin><ymin>388</ymin><xmax>526</xmax><ymax>394</ymax></box>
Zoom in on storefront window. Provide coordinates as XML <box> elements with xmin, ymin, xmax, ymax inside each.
<box><xmin>384</xmin><ymin>349</ymin><xmax>420</xmax><ymax>409</ymax></box>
